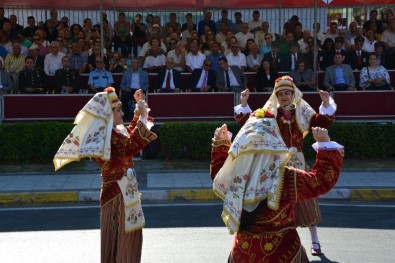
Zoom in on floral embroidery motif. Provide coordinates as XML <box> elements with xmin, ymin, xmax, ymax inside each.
<box><xmin>264</xmin><ymin>242</ymin><xmax>274</xmax><ymax>251</ymax></box>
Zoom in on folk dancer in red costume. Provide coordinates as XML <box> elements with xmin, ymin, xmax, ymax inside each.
<box><xmin>210</xmin><ymin>120</ymin><xmax>344</xmax><ymax>262</ymax></box>
<box><xmin>234</xmin><ymin>76</ymin><xmax>337</xmax><ymax>256</ymax></box>
<box><xmin>54</xmin><ymin>87</ymin><xmax>157</xmax><ymax>263</ymax></box>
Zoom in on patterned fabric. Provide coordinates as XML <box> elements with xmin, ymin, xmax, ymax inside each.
<box><xmin>213</xmin><ymin>117</ymin><xmax>290</xmax><ymax>234</ymax></box>
<box><xmin>359</xmin><ymin>65</ymin><xmax>391</xmax><ymax>89</ymax></box>
<box><xmin>53</xmin><ymin>92</ymin><xmax>114</xmax><ymax>170</ymax></box>
<box><xmin>263</xmin><ymin>80</ymin><xmax>316</xmax><ymax>138</ymax></box>
<box><xmin>210</xmin><ymin>142</ymin><xmax>344</xmax><ymax>263</ymax></box>
<box><xmin>117</xmin><ymin>168</ymin><xmax>145</xmax><ymax>232</ymax></box>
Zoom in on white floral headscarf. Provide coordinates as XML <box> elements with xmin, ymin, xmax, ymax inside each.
<box><xmin>53</xmin><ymin>90</ymin><xmax>118</xmax><ymax>171</ymax></box>
<box><xmin>263</xmin><ymin>75</ymin><xmax>316</xmax><ymax>137</ymax></box>
<box><xmin>213</xmin><ymin>117</ymin><xmax>291</xmax><ymax>234</ymax></box>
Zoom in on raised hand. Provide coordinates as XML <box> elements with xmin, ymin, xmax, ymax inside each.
<box><xmin>213</xmin><ymin>124</ymin><xmax>229</xmax><ymax>141</ymax></box>
<box><xmin>137</xmin><ymin>100</ymin><xmax>148</xmax><ymax>119</ymax></box>
<box><xmin>312</xmin><ymin>127</ymin><xmax>330</xmax><ymax>142</ymax></box>
<box><xmin>240</xmin><ymin>89</ymin><xmax>250</xmax><ymax>106</ymax></box>
<box><xmin>133</xmin><ymin>89</ymin><xmax>145</xmax><ymax>103</ymax></box>
<box><xmin>318</xmin><ymin>90</ymin><xmax>330</xmax><ymax>107</ymax></box>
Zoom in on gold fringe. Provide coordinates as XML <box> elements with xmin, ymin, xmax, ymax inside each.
<box><xmin>229</xmin><ymin>148</ymin><xmax>289</xmax><ymax>161</ymax></box>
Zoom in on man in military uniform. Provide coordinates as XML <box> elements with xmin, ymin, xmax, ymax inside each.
<box><xmin>54</xmin><ymin>56</ymin><xmax>80</xmax><ymax>94</ymax></box>
<box><xmin>18</xmin><ymin>56</ymin><xmax>47</xmax><ymax>94</ymax></box>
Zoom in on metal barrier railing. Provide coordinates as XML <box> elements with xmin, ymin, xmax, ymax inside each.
<box><xmin>3</xmin><ymin>5</ymin><xmax>395</xmax><ymax>36</ymax></box>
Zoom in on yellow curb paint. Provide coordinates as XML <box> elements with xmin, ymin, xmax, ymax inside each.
<box><xmin>0</xmin><ymin>192</ymin><xmax>78</xmax><ymax>205</ymax></box>
<box><xmin>168</xmin><ymin>189</ymin><xmax>219</xmax><ymax>201</ymax></box>
<box><xmin>350</xmin><ymin>189</ymin><xmax>395</xmax><ymax>200</ymax></box>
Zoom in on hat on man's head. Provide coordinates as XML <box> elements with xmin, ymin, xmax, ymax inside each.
<box><xmin>152</xmin><ymin>24</ymin><xmax>160</xmax><ymax>28</ymax></box>
<box><xmin>104</xmin><ymin>87</ymin><xmax>121</xmax><ymax>108</ymax></box>
<box><xmin>271</xmin><ymin>41</ymin><xmax>279</xmax><ymax>47</ymax></box>
<box><xmin>354</xmin><ymin>36</ymin><xmax>365</xmax><ymax>44</ymax></box>
<box><xmin>274</xmin><ymin>75</ymin><xmax>295</xmax><ymax>93</ymax></box>
<box><xmin>289</xmin><ymin>41</ymin><xmax>299</xmax><ymax>48</ymax></box>
<box><xmin>291</xmin><ymin>15</ymin><xmax>299</xmax><ymax>21</ymax></box>
<box><xmin>29</xmin><ymin>44</ymin><xmax>39</xmax><ymax>50</ymax></box>
<box><xmin>335</xmin><ymin>36</ymin><xmax>344</xmax><ymax>44</ymax></box>
<box><xmin>374</xmin><ymin>41</ymin><xmax>384</xmax><ymax>49</ymax></box>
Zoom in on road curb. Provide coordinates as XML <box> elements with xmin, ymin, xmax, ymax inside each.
<box><xmin>2</xmin><ymin>188</ymin><xmax>395</xmax><ymax>205</ymax></box>
<box><xmin>350</xmin><ymin>189</ymin><xmax>395</xmax><ymax>200</ymax></box>
<box><xmin>0</xmin><ymin>192</ymin><xmax>78</xmax><ymax>205</ymax></box>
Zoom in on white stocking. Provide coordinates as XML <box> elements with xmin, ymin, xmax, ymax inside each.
<box><xmin>309</xmin><ymin>225</ymin><xmax>320</xmax><ymax>248</ymax></box>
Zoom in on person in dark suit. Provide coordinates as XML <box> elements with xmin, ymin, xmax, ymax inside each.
<box><xmin>54</xmin><ymin>55</ymin><xmax>80</xmax><ymax>94</ymax></box>
<box><xmin>374</xmin><ymin>41</ymin><xmax>392</xmax><ymax>69</ymax></box>
<box><xmin>347</xmin><ymin>36</ymin><xmax>369</xmax><ymax>70</ymax></box>
<box><xmin>263</xmin><ymin>41</ymin><xmax>282</xmax><ymax>71</ymax></box>
<box><xmin>255</xmin><ymin>59</ymin><xmax>278</xmax><ymax>92</ymax></box>
<box><xmin>156</xmin><ymin>57</ymin><xmax>182</xmax><ymax>93</ymax></box>
<box><xmin>188</xmin><ymin>59</ymin><xmax>216</xmax><ymax>92</ymax></box>
<box><xmin>320</xmin><ymin>38</ymin><xmax>335</xmax><ymax>71</ymax></box>
<box><xmin>281</xmin><ymin>42</ymin><xmax>304</xmax><ymax>72</ymax></box>
<box><xmin>330</xmin><ymin>37</ymin><xmax>349</xmax><ymax>64</ymax></box>
<box><xmin>323</xmin><ymin>53</ymin><xmax>356</xmax><ymax>91</ymax></box>
<box><xmin>216</xmin><ymin>56</ymin><xmax>248</xmax><ymax>92</ymax></box>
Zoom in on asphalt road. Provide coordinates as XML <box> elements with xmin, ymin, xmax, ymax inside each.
<box><xmin>1</xmin><ymin>201</ymin><xmax>395</xmax><ymax>263</ymax></box>
<box><xmin>1</xmin><ymin>201</ymin><xmax>394</xmax><ymax>232</ymax></box>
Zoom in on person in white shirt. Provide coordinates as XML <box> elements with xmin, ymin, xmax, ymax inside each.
<box><xmin>235</xmin><ymin>23</ymin><xmax>254</xmax><ymax>53</ymax></box>
<box><xmin>185</xmin><ymin>40</ymin><xmax>205</xmax><ymax>72</ymax></box>
<box><xmin>226</xmin><ymin>44</ymin><xmax>246</xmax><ymax>72</ymax></box>
<box><xmin>254</xmin><ymin>21</ymin><xmax>276</xmax><ymax>48</ymax></box>
<box><xmin>142</xmin><ymin>44</ymin><xmax>166</xmax><ymax>73</ymax></box>
<box><xmin>44</xmin><ymin>41</ymin><xmax>65</xmax><ymax>75</ymax></box>
<box><xmin>381</xmin><ymin>18</ymin><xmax>395</xmax><ymax>48</ymax></box>
<box><xmin>167</xmin><ymin>40</ymin><xmax>187</xmax><ymax>72</ymax></box>
<box><xmin>324</xmin><ymin>22</ymin><xmax>338</xmax><ymax>43</ymax></box>
<box><xmin>248</xmin><ymin>10</ymin><xmax>262</xmax><ymax>34</ymax></box>
<box><xmin>362</xmin><ymin>29</ymin><xmax>377</xmax><ymax>53</ymax></box>
<box><xmin>313</xmin><ymin>22</ymin><xmax>326</xmax><ymax>44</ymax></box>
<box><xmin>298</xmin><ymin>30</ymin><xmax>312</xmax><ymax>54</ymax></box>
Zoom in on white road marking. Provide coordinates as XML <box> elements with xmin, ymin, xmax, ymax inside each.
<box><xmin>1</xmin><ymin>202</ymin><xmax>395</xmax><ymax>212</ymax></box>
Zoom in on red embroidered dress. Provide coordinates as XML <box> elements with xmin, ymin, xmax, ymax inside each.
<box><xmin>97</xmin><ymin>116</ymin><xmax>157</xmax><ymax>207</ymax></box>
<box><xmin>210</xmin><ymin>135</ymin><xmax>343</xmax><ymax>263</ymax></box>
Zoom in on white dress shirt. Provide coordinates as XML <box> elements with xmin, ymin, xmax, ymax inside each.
<box><xmin>235</xmin><ymin>32</ymin><xmax>255</xmax><ymax>49</ymax></box>
<box><xmin>44</xmin><ymin>52</ymin><xmax>65</xmax><ymax>75</ymax></box>
<box><xmin>186</xmin><ymin>52</ymin><xmax>205</xmax><ymax>71</ymax></box>
<box><xmin>226</xmin><ymin>53</ymin><xmax>247</xmax><ymax>69</ymax></box>
<box><xmin>161</xmin><ymin>69</ymin><xmax>175</xmax><ymax>89</ymax></box>
<box><xmin>143</xmin><ymin>54</ymin><xmax>166</xmax><ymax>68</ymax></box>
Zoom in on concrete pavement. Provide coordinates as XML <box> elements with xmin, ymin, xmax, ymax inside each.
<box><xmin>1</xmin><ymin>163</ymin><xmax>395</xmax><ymax>205</ymax></box>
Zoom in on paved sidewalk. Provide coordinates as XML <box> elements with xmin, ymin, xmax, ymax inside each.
<box><xmin>1</xmin><ymin>168</ymin><xmax>395</xmax><ymax>205</ymax></box>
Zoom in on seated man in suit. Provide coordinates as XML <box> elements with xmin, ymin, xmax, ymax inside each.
<box><xmin>263</xmin><ymin>41</ymin><xmax>282</xmax><ymax>71</ymax></box>
<box><xmin>347</xmin><ymin>36</ymin><xmax>368</xmax><ymax>71</ymax></box>
<box><xmin>188</xmin><ymin>58</ymin><xmax>216</xmax><ymax>92</ymax></box>
<box><xmin>120</xmin><ymin>58</ymin><xmax>149</xmax><ymax>119</ymax></box>
<box><xmin>323</xmin><ymin>53</ymin><xmax>356</xmax><ymax>91</ymax></box>
<box><xmin>156</xmin><ymin>57</ymin><xmax>182</xmax><ymax>93</ymax></box>
<box><xmin>216</xmin><ymin>56</ymin><xmax>248</xmax><ymax>92</ymax></box>
<box><xmin>281</xmin><ymin>41</ymin><xmax>303</xmax><ymax>72</ymax></box>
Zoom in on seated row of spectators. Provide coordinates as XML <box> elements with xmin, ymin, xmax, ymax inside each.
<box><xmin>0</xmin><ymin>8</ymin><xmax>394</xmax><ymax>97</ymax></box>
<box><xmin>1</xmin><ymin>49</ymin><xmax>391</xmax><ymax>97</ymax></box>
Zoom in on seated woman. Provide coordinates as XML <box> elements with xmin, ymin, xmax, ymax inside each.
<box><xmin>360</xmin><ymin>53</ymin><xmax>391</xmax><ymax>90</ymax></box>
<box><xmin>289</xmin><ymin>59</ymin><xmax>317</xmax><ymax>92</ymax></box>
<box><xmin>246</xmin><ymin>43</ymin><xmax>263</xmax><ymax>72</ymax></box>
<box><xmin>255</xmin><ymin>59</ymin><xmax>278</xmax><ymax>92</ymax></box>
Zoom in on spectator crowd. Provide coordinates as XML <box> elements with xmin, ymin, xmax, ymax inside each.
<box><xmin>0</xmin><ymin>7</ymin><xmax>394</xmax><ymax>99</ymax></box>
